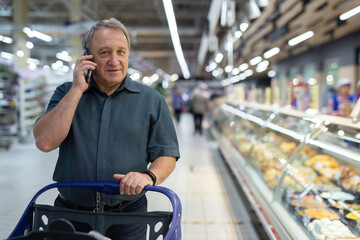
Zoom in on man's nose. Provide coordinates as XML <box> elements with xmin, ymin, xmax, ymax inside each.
<box><xmin>108</xmin><ymin>53</ymin><xmax>119</xmax><ymax>65</ymax></box>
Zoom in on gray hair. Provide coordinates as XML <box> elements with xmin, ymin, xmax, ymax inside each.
<box><xmin>82</xmin><ymin>18</ymin><xmax>131</xmax><ymax>52</ymax></box>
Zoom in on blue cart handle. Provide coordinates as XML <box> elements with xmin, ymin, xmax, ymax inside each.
<box><xmin>9</xmin><ymin>181</ymin><xmax>182</xmax><ymax>240</ymax></box>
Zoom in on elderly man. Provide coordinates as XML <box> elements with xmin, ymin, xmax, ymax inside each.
<box><xmin>33</xmin><ymin>18</ymin><xmax>180</xmax><ymax>239</ymax></box>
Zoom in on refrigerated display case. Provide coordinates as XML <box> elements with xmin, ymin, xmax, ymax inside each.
<box><xmin>210</xmin><ymin>102</ymin><xmax>360</xmax><ymax>240</ymax></box>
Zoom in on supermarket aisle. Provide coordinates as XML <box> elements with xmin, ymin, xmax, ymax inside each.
<box><xmin>0</xmin><ymin>113</ymin><xmax>259</xmax><ymax>240</ymax></box>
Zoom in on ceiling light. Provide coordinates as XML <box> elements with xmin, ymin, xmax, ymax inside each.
<box><xmin>212</xmin><ymin>69</ymin><xmax>219</xmax><ymax>77</ymax></box>
<box><xmin>234</xmin><ymin>30</ymin><xmax>242</xmax><ymax>39</ymax></box>
<box><xmin>225</xmin><ymin>65</ymin><xmax>233</xmax><ymax>73</ymax></box>
<box><xmin>23</xmin><ymin>27</ymin><xmax>52</xmax><ymax>42</ymax></box>
<box><xmin>257</xmin><ymin>0</ymin><xmax>269</xmax><ymax>8</ymax></box>
<box><xmin>288</xmin><ymin>31</ymin><xmax>314</xmax><ymax>46</ymax></box>
<box><xmin>56</xmin><ymin>51</ymin><xmax>72</xmax><ymax>62</ymax></box>
<box><xmin>263</xmin><ymin>47</ymin><xmax>280</xmax><ymax>59</ymax></box>
<box><xmin>232</xmin><ymin>67</ymin><xmax>240</xmax><ymax>75</ymax></box>
<box><xmin>239</xmin><ymin>63</ymin><xmax>249</xmax><ymax>71</ymax></box>
<box><xmin>339</xmin><ymin>5</ymin><xmax>360</xmax><ymax>21</ymax></box>
<box><xmin>170</xmin><ymin>74</ymin><xmax>179</xmax><ymax>81</ymax></box>
<box><xmin>215</xmin><ymin>52</ymin><xmax>224</xmax><ymax>63</ymax></box>
<box><xmin>245</xmin><ymin>69</ymin><xmax>253</xmax><ymax>77</ymax></box>
<box><xmin>0</xmin><ymin>51</ymin><xmax>13</xmax><ymax>60</ymax></box>
<box><xmin>308</xmin><ymin>78</ymin><xmax>317</xmax><ymax>85</ymax></box>
<box><xmin>16</xmin><ymin>50</ymin><xmax>24</xmax><ymax>57</ymax></box>
<box><xmin>26</xmin><ymin>41</ymin><xmax>34</xmax><ymax>49</ymax></box>
<box><xmin>162</xmin><ymin>0</ymin><xmax>190</xmax><ymax>79</ymax></box>
<box><xmin>256</xmin><ymin>60</ymin><xmax>269</xmax><ymax>72</ymax></box>
<box><xmin>0</xmin><ymin>35</ymin><xmax>13</xmax><ymax>44</ymax></box>
<box><xmin>267</xmin><ymin>70</ymin><xmax>276</xmax><ymax>78</ymax></box>
<box><xmin>250</xmin><ymin>56</ymin><xmax>262</xmax><ymax>65</ymax></box>
<box><xmin>248</xmin><ymin>0</ymin><xmax>261</xmax><ymax>20</ymax></box>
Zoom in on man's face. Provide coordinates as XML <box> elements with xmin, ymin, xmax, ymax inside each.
<box><xmin>90</xmin><ymin>27</ymin><xmax>129</xmax><ymax>87</ymax></box>
<box><xmin>339</xmin><ymin>85</ymin><xmax>350</xmax><ymax>96</ymax></box>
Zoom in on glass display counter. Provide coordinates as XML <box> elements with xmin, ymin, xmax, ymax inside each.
<box><xmin>210</xmin><ymin>102</ymin><xmax>360</xmax><ymax>240</ymax></box>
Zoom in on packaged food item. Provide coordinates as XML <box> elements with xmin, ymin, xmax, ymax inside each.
<box><xmin>320</xmin><ymin>191</ymin><xmax>355</xmax><ymax>201</ymax></box>
<box><xmin>298</xmin><ymin>208</ymin><xmax>339</xmax><ymax>220</ymax></box>
<box><xmin>307</xmin><ymin>219</ymin><xmax>356</xmax><ymax>240</ymax></box>
<box><xmin>332</xmin><ymin>203</ymin><xmax>360</xmax><ymax>210</ymax></box>
<box><xmin>290</xmin><ymin>197</ymin><xmax>328</xmax><ymax>208</ymax></box>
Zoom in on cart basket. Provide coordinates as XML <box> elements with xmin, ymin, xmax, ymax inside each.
<box><xmin>8</xmin><ymin>181</ymin><xmax>182</xmax><ymax>240</ymax></box>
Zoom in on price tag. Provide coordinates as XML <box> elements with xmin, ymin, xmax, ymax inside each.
<box><xmin>315</xmin><ymin>162</ymin><xmax>323</xmax><ymax>170</ymax></box>
<box><xmin>353</xmin><ymin>175</ymin><xmax>359</xmax><ymax>192</ymax></box>
<box><xmin>314</xmin><ymin>223</ymin><xmax>321</xmax><ymax>234</ymax></box>
<box><xmin>334</xmin><ymin>170</ymin><xmax>341</xmax><ymax>183</ymax></box>
<box><xmin>303</xmin><ymin>214</ymin><xmax>310</xmax><ymax>225</ymax></box>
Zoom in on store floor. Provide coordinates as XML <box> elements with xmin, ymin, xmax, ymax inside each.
<box><xmin>0</xmin><ymin>113</ymin><xmax>260</xmax><ymax>240</ymax></box>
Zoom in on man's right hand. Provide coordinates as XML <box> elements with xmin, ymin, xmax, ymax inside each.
<box><xmin>73</xmin><ymin>53</ymin><xmax>97</xmax><ymax>92</ymax></box>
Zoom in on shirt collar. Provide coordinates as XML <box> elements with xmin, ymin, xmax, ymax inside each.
<box><xmin>84</xmin><ymin>74</ymin><xmax>141</xmax><ymax>94</ymax></box>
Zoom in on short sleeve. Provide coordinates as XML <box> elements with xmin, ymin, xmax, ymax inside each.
<box><xmin>147</xmin><ymin>95</ymin><xmax>180</xmax><ymax>162</ymax></box>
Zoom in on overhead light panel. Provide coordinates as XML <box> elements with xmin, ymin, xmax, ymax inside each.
<box><xmin>215</xmin><ymin>52</ymin><xmax>224</xmax><ymax>63</ymax></box>
<box><xmin>248</xmin><ymin>0</ymin><xmax>261</xmax><ymax>20</ymax></box>
<box><xmin>263</xmin><ymin>47</ymin><xmax>280</xmax><ymax>59</ymax></box>
<box><xmin>162</xmin><ymin>0</ymin><xmax>190</xmax><ymax>79</ymax></box>
<box><xmin>239</xmin><ymin>63</ymin><xmax>249</xmax><ymax>71</ymax></box>
<box><xmin>340</xmin><ymin>5</ymin><xmax>360</xmax><ymax>20</ymax></box>
<box><xmin>23</xmin><ymin>27</ymin><xmax>52</xmax><ymax>42</ymax></box>
<box><xmin>249</xmin><ymin>56</ymin><xmax>262</xmax><ymax>65</ymax></box>
<box><xmin>0</xmin><ymin>34</ymin><xmax>13</xmax><ymax>44</ymax></box>
<box><xmin>56</xmin><ymin>51</ymin><xmax>72</xmax><ymax>62</ymax></box>
<box><xmin>288</xmin><ymin>31</ymin><xmax>314</xmax><ymax>46</ymax></box>
<box><xmin>257</xmin><ymin>0</ymin><xmax>269</xmax><ymax>8</ymax></box>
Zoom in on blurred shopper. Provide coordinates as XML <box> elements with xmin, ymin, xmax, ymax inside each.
<box><xmin>33</xmin><ymin>18</ymin><xmax>180</xmax><ymax>239</ymax></box>
<box><xmin>189</xmin><ymin>83</ymin><xmax>210</xmax><ymax>135</ymax></box>
<box><xmin>353</xmin><ymin>81</ymin><xmax>360</xmax><ymax>100</ymax></box>
<box><xmin>327</xmin><ymin>78</ymin><xmax>357</xmax><ymax>117</ymax></box>
<box><xmin>172</xmin><ymin>89</ymin><xmax>185</xmax><ymax>122</ymax></box>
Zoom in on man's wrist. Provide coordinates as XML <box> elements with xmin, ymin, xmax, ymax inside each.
<box><xmin>143</xmin><ymin>170</ymin><xmax>157</xmax><ymax>185</ymax></box>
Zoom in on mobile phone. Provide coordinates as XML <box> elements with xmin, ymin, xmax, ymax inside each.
<box><xmin>83</xmin><ymin>48</ymin><xmax>91</xmax><ymax>83</ymax></box>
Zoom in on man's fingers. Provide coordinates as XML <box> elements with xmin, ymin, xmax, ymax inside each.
<box><xmin>113</xmin><ymin>174</ymin><xmax>125</xmax><ymax>180</ymax></box>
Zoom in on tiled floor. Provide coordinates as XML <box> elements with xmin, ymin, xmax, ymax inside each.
<box><xmin>0</xmin><ymin>113</ymin><xmax>260</xmax><ymax>240</ymax></box>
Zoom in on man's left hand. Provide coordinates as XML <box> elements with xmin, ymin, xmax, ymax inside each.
<box><xmin>113</xmin><ymin>172</ymin><xmax>153</xmax><ymax>195</ymax></box>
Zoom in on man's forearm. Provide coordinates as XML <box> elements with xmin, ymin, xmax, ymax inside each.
<box><xmin>33</xmin><ymin>87</ymin><xmax>83</xmax><ymax>152</ymax></box>
<box><xmin>148</xmin><ymin>156</ymin><xmax>176</xmax><ymax>185</ymax></box>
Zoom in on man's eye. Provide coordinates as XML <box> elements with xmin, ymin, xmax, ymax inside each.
<box><xmin>100</xmin><ymin>51</ymin><xmax>108</xmax><ymax>55</ymax></box>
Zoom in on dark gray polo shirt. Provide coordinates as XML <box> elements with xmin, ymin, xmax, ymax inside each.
<box><xmin>44</xmin><ymin>75</ymin><xmax>180</xmax><ymax>206</ymax></box>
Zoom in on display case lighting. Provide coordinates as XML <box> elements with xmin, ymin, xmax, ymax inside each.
<box><xmin>339</xmin><ymin>5</ymin><xmax>360</xmax><ymax>20</ymax></box>
<box><xmin>288</xmin><ymin>31</ymin><xmax>314</xmax><ymax>46</ymax></box>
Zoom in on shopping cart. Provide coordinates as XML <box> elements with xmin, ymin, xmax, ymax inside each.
<box><xmin>8</xmin><ymin>181</ymin><xmax>182</xmax><ymax>240</ymax></box>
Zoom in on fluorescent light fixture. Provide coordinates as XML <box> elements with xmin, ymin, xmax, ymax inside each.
<box><xmin>16</xmin><ymin>50</ymin><xmax>24</xmax><ymax>57</ymax></box>
<box><xmin>288</xmin><ymin>31</ymin><xmax>314</xmax><ymax>46</ymax></box>
<box><xmin>215</xmin><ymin>52</ymin><xmax>224</xmax><ymax>63</ymax></box>
<box><xmin>234</xmin><ymin>30</ymin><xmax>242</xmax><ymax>39</ymax></box>
<box><xmin>162</xmin><ymin>0</ymin><xmax>190</xmax><ymax>79</ymax></box>
<box><xmin>267</xmin><ymin>70</ymin><xmax>276</xmax><ymax>78</ymax></box>
<box><xmin>212</xmin><ymin>69</ymin><xmax>219</xmax><ymax>77</ymax></box>
<box><xmin>339</xmin><ymin>5</ymin><xmax>360</xmax><ymax>20</ymax></box>
<box><xmin>248</xmin><ymin>0</ymin><xmax>261</xmax><ymax>20</ymax></box>
<box><xmin>23</xmin><ymin>27</ymin><xmax>52</xmax><ymax>42</ymax></box>
<box><xmin>256</xmin><ymin>60</ymin><xmax>269</xmax><ymax>72</ymax></box>
<box><xmin>239</xmin><ymin>63</ymin><xmax>249</xmax><ymax>72</ymax></box>
<box><xmin>232</xmin><ymin>67</ymin><xmax>240</xmax><ymax>75</ymax></box>
<box><xmin>249</xmin><ymin>56</ymin><xmax>262</xmax><ymax>65</ymax></box>
<box><xmin>263</xmin><ymin>47</ymin><xmax>280</xmax><ymax>59</ymax></box>
<box><xmin>245</xmin><ymin>69</ymin><xmax>253</xmax><ymax>77</ymax></box>
<box><xmin>26</xmin><ymin>41</ymin><xmax>34</xmax><ymax>49</ymax></box>
<box><xmin>170</xmin><ymin>74</ymin><xmax>179</xmax><ymax>81</ymax></box>
<box><xmin>0</xmin><ymin>51</ymin><xmax>14</xmax><ymax>60</ymax></box>
<box><xmin>207</xmin><ymin>61</ymin><xmax>217</xmax><ymax>72</ymax></box>
<box><xmin>225</xmin><ymin>65</ymin><xmax>233</xmax><ymax>73</ymax></box>
<box><xmin>56</xmin><ymin>51</ymin><xmax>72</xmax><ymax>62</ymax></box>
<box><xmin>0</xmin><ymin>35</ymin><xmax>13</xmax><ymax>44</ymax></box>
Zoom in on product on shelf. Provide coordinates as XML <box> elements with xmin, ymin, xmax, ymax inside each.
<box><xmin>290</xmin><ymin>197</ymin><xmax>328</xmax><ymax>208</ymax></box>
<box><xmin>298</xmin><ymin>208</ymin><xmax>340</xmax><ymax>220</ymax></box>
<box><xmin>280</xmin><ymin>141</ymin><xmax>297</xmax><ymax>155</ymax></box>
<box><xmin>307</xmin><ymin>219</ymin><xmax>356</xmax><ymax>240</ymax></box>
<box><xmin>300</xmin><ymin>146</ymin><xmax>318</xmax><ymax>158</ymax></box>
<box><xmin>320</xmin><ymin>191</ymin><xmax>355</xmax><ymax>201</ymax></box>
<box><xmin>345</xmin><ymin>211</ymin><xmax>360</xmax><ymax>220</ymax></box>
<box><xmin>305</xmin><ymin>154</ymin><xmax>339</xmax><ymax>178</ymax></box>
